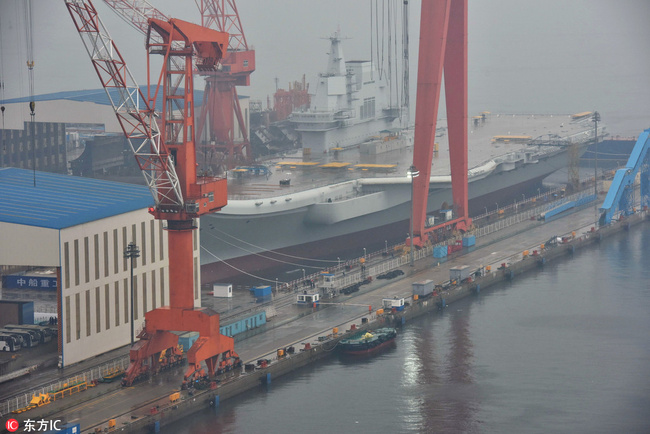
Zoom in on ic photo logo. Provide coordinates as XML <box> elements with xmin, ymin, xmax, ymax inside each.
<box><xmin>5</xmin><ymin>418</ymin><xmax>20</xmax><ymax>432</ymax></box>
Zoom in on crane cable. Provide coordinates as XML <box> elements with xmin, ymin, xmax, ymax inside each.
<box><xmin>24</xmin><ymin>0</ymin><xmax>36</xmax><ymax>185</ymax></box>
<box><xmin>201</xmin><ymin>229</ymin><xmax>334</xmax><ymax>269</ymax></box>
<box><xmin>0</xmin><ymin>7</ymin><xmax>5</xmax><ymax>167</ymax></box>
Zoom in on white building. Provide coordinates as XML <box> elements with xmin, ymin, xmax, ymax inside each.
<box><xmin>0</xmin><ymin>168</ymin><xmax>200</xmax><ymax>367</ymax></box>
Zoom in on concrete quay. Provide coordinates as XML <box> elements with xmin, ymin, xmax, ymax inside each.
<box><xmin>6</xmin><ymin>203</ymin><xmax>648</xmax><ymax>433</ymax></box>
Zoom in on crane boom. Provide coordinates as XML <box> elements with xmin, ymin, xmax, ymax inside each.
<box><xmin>66</xmin><ymin>0</ymin><xmax>238</xmax><ymax>387</ymax></box>
<box><xmin>65</xmin><ymin>0</ymin><xmax>184</xmax><ymax>210</ymax></box>
<box><xmin>102</xmin><ymin>0</ymin><xmax>167</xmax><ymax>35</ymax></box>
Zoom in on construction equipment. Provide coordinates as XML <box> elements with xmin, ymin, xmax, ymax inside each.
<box><xmin>409</xmin><ymin>0</ymin><xmax>471</xmax><ymax>248</ymax></box>
<box><xmin>103</xmin><ymin>0</ymin><xmax>255</xmax><ymax>170</ymax></box>
<box><xmin>65</xmin><ymin>0</ymin><xmax>239</xmax><ymax>387</ymax></box>
<box><xmin>599</xmin><ymin>128</ymin><xmax>650</xmax><ymax>225</ymax></box>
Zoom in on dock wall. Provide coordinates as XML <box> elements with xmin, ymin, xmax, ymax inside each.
<box><xmin>16</xmin><ymin>212</ymin><xmax>648</xmax><ymax>433</ymax></box>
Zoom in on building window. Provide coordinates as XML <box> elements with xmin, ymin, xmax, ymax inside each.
<box><xmin>74</xmin><ymin>240</ymin><xmax>80</xmax><ymax>286</ymax></box>
<box><xmin>134</xmin><ymin>275</ymin><xmax>138</xmax><ymax>320</ymax></box>
<box><xmin>113</xmin><ymin>229</ymin><xmax>119</xmax><ymax>274</ymax></box>
<box><xmin>104</xmin><ymin>232</ymin><xmax>109</xmax><ymax>277</ymax></box>
<box><xmin>160</xmin><ymin>268</ymin><xmax>165</xmax><ymax>306</ymax></box>
<box><xmin>115</xmin><ymin>282</ymin><xmax>120</xmax><ymax>326</ymax></box>
<box><xmin>86</xmin><ymin>290</ymin><xmax>91</xmax><ymax>337</ymax></box>
<box><xmin>150</xmin><ymin>220</ymin><xmax>156</xmax><ymax>264</ymax></box>
<box><xmin>75</xmin><ymin>293</ymin><xmax>81</xmax><ymax>340</ymax></box>
<box><xmin>65</xmin><ymin>296</ymin><xmax>71</xmax><ymax>343</ymax></box>
<box><xmin>122</xmin><ymin>227</ymin><xmax>128</xmax><ymax>272</ymax></box>
<box><xmin>141</xmin><ymin>222</ymin><xmax>147</xmax><ymax>266</ymax></box>
<box><xmin>64</xmin><ymin>242</ymin><xmax>70</xmax><ymax>289</ymax></box>
<box><xmin>94</xmin><ymin>234</ymin><xmax>100</xmax><ymax>280</ymax></box>
<box><xmin>123</xmin><ymin>278</ymin><xmax>128</xmax><ymax>325</ymax></box>
<box><xmin>142</xmin><ymin>272</ymin><xmax>147</xmax><ymax>314</ymax></box>
<box><xmin>84</xmin><ymin>237</ymin><xmax>90</xmax><ymax>283</ymax></box>
<box><xmin>96</xmin><ymin>287</ymin><xmax>101</xmax><ymax>334</ymax></box>
<box><xmin>105</xmin><ymin>284</ymin><xmax>110</xmax><ymax>330</ymax></box>
<box><xmin>151</xmin><ymin>271</ymin><xmax>157</xmax><ymax>309</ymax></box>
<box><xmin>159</xmin><ymin>221</ymin><xmax>164</xmax><ymax>261</ymax></box>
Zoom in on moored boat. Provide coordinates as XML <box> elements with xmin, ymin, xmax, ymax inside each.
<box><xmin>338</xmin><ymin>327</ymin><xmax>397</xmax><ymax>356</ymax></box>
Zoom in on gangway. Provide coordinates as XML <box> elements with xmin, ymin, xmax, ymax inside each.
<box><xmin>599</xmin><ymin>128</ymin><xmax>650</xmax><ymax>225</ymax></box>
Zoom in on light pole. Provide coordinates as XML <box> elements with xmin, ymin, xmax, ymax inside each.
<box><xmin>522</xmin><ymin>194</ymin><xmax>525</xmax><ymax>202</ymax></box>
<box><xmin>385</xmin><ymin>240</ymin><xmax>388</xmax><ymax>253</ymax></box>
<box><xmin>337</xmin><ymin>257</ymin><xmax>341</xmax><ymax>268</ymax></box>
<box><xmin>484</xmin><ymin>206</ymin><xmax>488</xmax><ymax>216</ymax></box>
<box><xmin>363</xmin><ymin>248</ymin><xmax>366</xmax><ymax>258</ymax></box>
<box><xmin>593</xmin><ymin>111</ymin><xmax>600</xmax><ymax>198</ymax></box>
<box><xmin>124</xmin><ymin>242</ymin><xmax>140</xmax><ymax>346</ymax></box>
<box><xmin>408</xmin><ymin>165</ymin><xmax>420</xmax><ymax>267</ymax></box>
<box><xmin>302</xmin><ymin>269</ymin><xmax>305</xmax><ymax>280</ymax></box>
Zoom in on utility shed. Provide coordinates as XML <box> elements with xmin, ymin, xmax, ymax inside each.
<box><xmin>450</xmin><ymin>265</ymin><xmax>470</xmax><ymax>282</ymax></box>
<box><xmin>0</xmin><ymin>168</ymin><xmax>200</xmax><ymax>367</ymax></box>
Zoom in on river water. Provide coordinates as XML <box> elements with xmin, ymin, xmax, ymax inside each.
<box><xmin>170</xmin><ymin>222</ymin><xmax>650</xmax><ymax>433</ymax></box>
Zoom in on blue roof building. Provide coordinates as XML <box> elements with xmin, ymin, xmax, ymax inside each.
<box><xmin>0</xmin><ymin>167</ymin><xmax>153</xmax><ymax>229</ymax></box>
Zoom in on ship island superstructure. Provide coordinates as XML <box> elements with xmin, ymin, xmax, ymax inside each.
<box><xmin>289</xmin><ymin>31</ymin><xmax>400</xmax><ymax>154</ymax></box>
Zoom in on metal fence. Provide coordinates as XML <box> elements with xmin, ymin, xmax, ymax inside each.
<box><xmin>0</xmin><ymin>357</ymin><xmax>130</xmax><ymax>416</ymax></box>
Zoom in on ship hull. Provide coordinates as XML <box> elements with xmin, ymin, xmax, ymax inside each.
<box><xmin>200</xmin><ymin>148</ymin><xmax>566</xmax><ymax>284</ymax></box>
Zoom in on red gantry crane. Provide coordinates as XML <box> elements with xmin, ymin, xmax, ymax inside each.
<box><xmin>65</xmin><ymin>0</ymin><xmax>240</xmax><ymax>386</ymax></box>
<box><xmin>410</xmin><ymin>0</ymin><xmax>471</xmax><ymax>247</ymax></box>
<box><xmin>103</xmin><ymin>0</ymin><xmax>255</xmax><ymax>170</ymax></box>
<box><xmin>195</xmin><ymin>0</ymin><xmax>254</xmax><ymax>169</ymax></box>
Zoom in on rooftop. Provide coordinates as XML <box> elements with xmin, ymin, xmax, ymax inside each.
<box><xmin>1</xmin><ymin>88</ymin><xmax>248</xmax><ymax>110</ymax></box>
<box><xmin>0</xmin><ymin>168</ymin><xmax>153</xmax><ymax>229</ymax></box>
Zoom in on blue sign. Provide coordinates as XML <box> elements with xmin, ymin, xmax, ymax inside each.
<box><xmin>2</xmin><ymin>275</ymin><xmax>58</xmax><ymax>290</ymax></box>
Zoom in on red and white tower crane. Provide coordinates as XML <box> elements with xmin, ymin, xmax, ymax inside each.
<box><xmin>103</xmin><ymin>0</ymin><xmax>255</xmax><ymax>170</ymax></box>
<box><xmin>65</xmin><ymin>0</ymin><xmax>240</xmax><ymax>386</ymax></box>
<box><xmin>410</xmin><ymin>0</ymin><xmax>471</xmax><ymax>247</ymax></box>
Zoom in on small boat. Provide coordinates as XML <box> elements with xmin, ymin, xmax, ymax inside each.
<box><xmin>337</xmin><ymin>327</ymin><xmax>397</xmax><ymax>356</ymax></box>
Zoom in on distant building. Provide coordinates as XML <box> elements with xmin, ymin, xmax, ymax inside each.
<box><xmin>0</xmin><ymin>121</ymin><xmax>67</xmax><ymax>173</ymax></box>
<box><xmin>0</xmin><ymin>168</ymin><xmax>201</xmax><ymax>367</ymax></box>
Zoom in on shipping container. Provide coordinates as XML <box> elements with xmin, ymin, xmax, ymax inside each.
<box><xmin>462</xmin><ymin>235</ymin><xmax>476</xmax><ymax>246</ymax></box>
<box><xmin>251</xmin><ymin>286</ymin><xmax>272</xmax><ymax>298</ymax></box>
<box><xmin>433</xmin><ymin>246</ymin><xmax>448</xmax><ymax>258</ymax></box>
<box><xmin>212</xmin><ymin>283</ymin><xmax>233</xmax><ymax>298</ymax></box>
<box><xmin>177</xmin><ymin>332</ymin><xmax>199</xmax><ymax>352</ymax></box>
<box><xmin>412</xmin><ymin>279</ymin><xmax>435</xmax><ymax>297</ymax></box>
<box><xmin>450</xmin><ymin>265</ymin><xmax>471</xmax><ymax>282</ymax></box>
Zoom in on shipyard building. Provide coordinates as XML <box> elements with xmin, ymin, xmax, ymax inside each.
<box><xmin>0</xmin><ymin>168</ymin><xmax>201</xmax><ymax>367</ymax></box>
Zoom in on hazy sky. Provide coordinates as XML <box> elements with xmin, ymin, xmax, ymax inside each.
<box><xmin>1</xmin><ymin>0</ymin><xmax>649</xmax><ymax>136</ymax></box>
